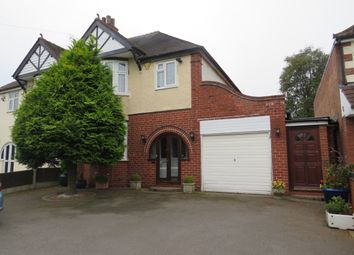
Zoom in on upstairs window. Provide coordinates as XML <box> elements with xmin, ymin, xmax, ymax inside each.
<box><xmin>103</xmin><ymin>60</ymin><xmax>129</xmax><ymax>95</ymax></box>
<box><xmin>156</xmin><ymin>60</ymin><xmax>177</xmax><ymax>89</ymax></box>
<box><xmin>8</xmin><ymin>91</ymin><xmax>20</xmax><ymax>112</ymax></box>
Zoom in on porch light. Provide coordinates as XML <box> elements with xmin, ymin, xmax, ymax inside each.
<box><xmin>140</xmin><ymin>135</ymin><xmax>146</xmax><ymax>144</ymax></box>
<box><xmin>176</xmin><ymin>57</ymin><xmax>183</xmax><ymax>63</ymax></box>
<box><xmin>275</xmin><ymin>128</ymin><xmax>280</xmax><ymax>137</ymax></box>
<box><xmin>189</xmin><ymin>132</ymin><xmax>195</xmax><ymax>141</ymax></box>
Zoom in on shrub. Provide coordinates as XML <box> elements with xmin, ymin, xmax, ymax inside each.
<box><xmin>183</xmin><ymin>176</ymin><xmax>194</xmax><ymax>183</ymax></box>
<box><xmin>131</xmin><ymin>173</ymin><xmax>141</xmax><ymax>182</ymax></box>
<box><xmin>321</xmin><ymin>164</ymin><xmax>354</xmax><ymax>189</ymax></box>
<box><xmin>325</xmin><ymin>196</ymin><xmax>350</xmax><ymax>214</ymax></box>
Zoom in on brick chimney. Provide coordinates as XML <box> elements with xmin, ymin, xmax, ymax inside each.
<box><xmin>101</xmin><ymin>15</ymin><xmax>118</xmax><ymax>31</ymax></box>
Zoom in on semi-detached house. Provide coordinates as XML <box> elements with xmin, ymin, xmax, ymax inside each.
<box><xmin>0</xmin><ymin>15</ymin><xmax>288</xmax><ymax>194</ymax></box>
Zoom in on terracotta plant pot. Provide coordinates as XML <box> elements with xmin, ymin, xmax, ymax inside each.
<box><xmin>95</xmin><ymin>182</ymin><xmax>109</xmax><ymax>190</ymax></box>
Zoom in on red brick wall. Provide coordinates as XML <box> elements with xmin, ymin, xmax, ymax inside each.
<box><xmin>108</xmin><ymin>53</ymin><xmax>288</xmax><ymax>191</ymax></box>
<box><xmin>314</xmin><ymin>44</ymin><xmax>354</xmax><ymax>164</ymax></box>
<box><xmin>319</xmin><ymin>125</ymin><xmax>330</xmax><ymax>177</ymax></box>
<box><xmin>314</xmin><ymin>45</ymin><xmax>342</xmax><ymax>120</ymax></box>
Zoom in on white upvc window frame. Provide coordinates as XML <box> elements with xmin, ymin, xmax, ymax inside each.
<box><xmin>155</xmin><ymin>60</ymin><xmax>177</xmax><ymax>90</ymax></box>
<box><xmin>8</xmin><ymin>91</ymin><xmax>20</xmax><ymax>112</ymax></box>
<box><xmin>0</xmin><ymin>142</ymin><xmax>16</xmax><ymax>173</ymax></box>
<box><xmin>103</xmin><ymin>60</ymin><xmax>129</xmax><ymax>96</ymax></box>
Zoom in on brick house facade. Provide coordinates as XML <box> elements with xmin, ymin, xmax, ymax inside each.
<box><xmin>5</xmin><ymin>15</ymin><xmax>288</xmax><ymax>194</ymax></box>
<box><xmin>92</xmin><ymin>53</ymin><xmax>288</xmax><ymax>192</ymax></box>
<box><xmin>314</xmin><ymin>25</ymin><xmax>354</xmax><ymax>164</ymax></box>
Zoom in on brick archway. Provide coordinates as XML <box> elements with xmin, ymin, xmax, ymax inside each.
<box><xmin>144</xmin><ymin>126</ymin><xmax>193</xmax><ymax>154</ymax></box>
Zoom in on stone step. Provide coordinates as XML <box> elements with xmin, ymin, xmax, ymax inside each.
<box><xmin>149</xmin><ymin>186</ymin><xmax>182</xmax><ymax>192</ymax></box>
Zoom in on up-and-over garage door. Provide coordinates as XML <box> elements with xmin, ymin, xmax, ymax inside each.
<box><xmin>200</xmin><ymin>116</ymin><xmax>272</xmax><ymax>195</ymax></box>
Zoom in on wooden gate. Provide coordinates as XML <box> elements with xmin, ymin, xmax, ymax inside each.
<box><xmin>287</xmin><ymin>126</ymin><xmax>322</xmax><ymax>190</ymax></box>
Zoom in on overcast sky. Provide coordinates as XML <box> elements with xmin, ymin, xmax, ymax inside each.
<box><xmin>1</xmin><ymin>0</ymin><xmax>353</xmax><ymax>96</ymax></box>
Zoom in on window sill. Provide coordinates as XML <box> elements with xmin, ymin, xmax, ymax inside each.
<box><xmin>115</xmin><ymin>93</ymin><xmax>130</xmax><ymax>97</ymax></box>
<box><xmin>155</xmin><ymin>85</ymin><xmax>178</xmax><ymax>91</ymax></box>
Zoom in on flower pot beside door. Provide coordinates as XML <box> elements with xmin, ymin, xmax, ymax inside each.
<box><xmin>183</xmin><ymin>176</ymin><xmax>195</xmax><ymax>193</ymax></box>
<box><xmin>325</xmin><ymin>196</ymin><xmax>354</xmax><ymax>230</ymax></box>
<box><xmin>130</xmin><ymin>173</ymin><xmax>142</xmax><ymax>190</ymax></box>
<box><xmin>321</xmin><ymin>164</ymin><xmax>354</xmax><ymax>202</ymax></box>
<box><xmin>272</xmin><ymin>179</ymin><xmax>285</xmax><ymax>196</ymax></box>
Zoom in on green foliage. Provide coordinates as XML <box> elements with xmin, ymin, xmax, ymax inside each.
<box><xmin>12</xmin><ymin>38</ymin><xmax>126</xmax><ymax>170</ymax></box>
<box><xmin>95</xmin><ymin>175</ymin><xmax>108</xmax><ymax>183</ymax></box>
<box><xmin>183</xmin><ymin>176</ymin><xmax>194</xmax><ymax>183</ymax></box>
<box><xmin>130</xmin><ymin>173</ymin><xmax>141</xmax><ymax>182</ymax></box>
<box><xmin>325</xmin><ymin>196</ymin><xmax>350</xmax><ymax>214</ymax></box>
<box><xmin>280</xmin><ymin>47</ymin><xmax>328</xmax><ymax>118</ymax></box>
<box><xmin>321</xmin><ymin>164</ymin><xmax>354</xmax><ymax>189</ymax></box>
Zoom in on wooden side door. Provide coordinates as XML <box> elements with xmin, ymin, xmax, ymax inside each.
<box><xmin>287</xmin><ymin>126</ymin><xmax>322</xmax><ymax>190</ymax></box>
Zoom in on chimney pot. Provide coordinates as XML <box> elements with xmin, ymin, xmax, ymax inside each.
<box><xmin>111</xmin><ymin>18</ymin><xmax>115</xmax><ymax>26</ymax></box>
<box><xmin>102</xmin><ymin>17</ymin><xmax>106</xmax><ymax>23</ymax></box>
<box><xmin>106</xmin><ymin>15</ymin><xmax>112</xmax><ymax>24</ymax></box>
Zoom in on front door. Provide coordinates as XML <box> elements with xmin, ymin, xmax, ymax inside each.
<box><xmin>155</xmin><ymin>135</ymin><xmax>182</xmax><ymax>183</ymax></box>
<box><xmin>287</xmin><ymin>126</ymin><xmax>322</xmax><ymax>190</ymax></box>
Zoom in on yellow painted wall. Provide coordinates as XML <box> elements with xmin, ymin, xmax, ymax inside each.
<box><xmin>122</xmin><ymin>55</ymin><xmax>192</xmax><ymax>115</ymax></box>
<box><xmin>343</xmin><ymin>41</ymin><xmax>354</xmax><ymax>83</ymax></box>
<box><xmin>0</xmin><ymin>84</ymin><xmax>30</xmax><ymax>173</ymax></box>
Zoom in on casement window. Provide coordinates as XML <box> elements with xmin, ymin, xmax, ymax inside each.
<box><xmin>8</xmin><ymin>91</ymin><xmax>20</xmax><ymax>111</ymax></box>
<box><xmin>121</xmin><ymin>122</ymin><xmax>128</xmax><ymax>161</ymax></box>
<box><xmin>156</xmin><ymin>60</ymin><xmax>177</xmax><ymax>89</ymax></box>
<box><xmin>103</xmin><ymin>60</ymin><xmax>129</xmax><ymax>95</ymax></box>
<box><xmin>0</xmin><ymin>143</ymin><xmax>16</xmax><ymax>173</ymax></box>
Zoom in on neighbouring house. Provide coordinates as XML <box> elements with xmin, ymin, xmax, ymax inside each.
<box><xmin>314</xmin><ymin>24</ymin><xmax>354</xmax><ymax>165</ymax></box>
<box><xmin>0</xmin><ymin>38</ymin><xmax>63</xmax><ymax>174</ymax></box>
<box><xmin>0</xmin><ymin>15</ymin><xmax>288</xmax><ymax>194</ymax></box>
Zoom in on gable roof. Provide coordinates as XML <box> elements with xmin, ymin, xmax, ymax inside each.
<box><xmin>12</xmin><ymin>37</ymin><xmax>64</xmax><ymax>79</ymax></box>
<box><xmin>342</xmin><ymin>85</ymin><xmax>354</xmax><ymax>109</ymax></box>
<box><xmin>81</xmin><ymin>17</ymin><xmax>239</xmax><ymax>91</ymax></box>
<box><xmin>333</xmin><ymin>24</ymin><xmax>354</xmax><ymax>40</ymax></box>
<box><xmin>0</xmin><ymin>81</ymin><xmax>20</xmax><ymax>93</ymax></box>
<box><xmin>129</xmin><ymin>31</ymin><xmax>202</xmax><ymax>60</ymax></box>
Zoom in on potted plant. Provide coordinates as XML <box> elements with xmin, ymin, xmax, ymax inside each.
<box><xmin>325</xmin><ymin>196</ymin><xmax>354</xmax><ymax>230</ymax></box>
<box><xmin>95</xmin><ymin>174</ymin><xmax>109</xmax><ymax>190</ymax></box>
<box><xmin>321</xmin><ymin>164</ymin><xmax>354</xmax><ymax>203</ymax></box>
<box><xmin>183</xmin><ymin>176</ymin><xmax>195</xmax><ymax>193</ymax></box>
<box><xmin>130</xmin><ymin>173</ymin><xmax>142</xmax><ymax>190</ymax></box>
<box><xmin>76</xmin><ymin>172</ymin><xmax>87</xmax><ymax>189</ymax></box>
<box><xmin>272</xmin><ymin>179</ymin><xmax>285</xmax><ymax>196</ymax></box>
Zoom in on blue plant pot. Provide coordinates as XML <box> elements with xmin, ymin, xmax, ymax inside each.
<box><xmin>322</xmin><ymin>188</ymin><xmax>349</xmax><ymax>203</ymax></box>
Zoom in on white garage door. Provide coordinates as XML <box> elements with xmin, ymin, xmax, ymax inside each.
<box><xmin>200</xmin><ymin>116</ymin><xmax>272</xmax><ymax>195</ymax></box>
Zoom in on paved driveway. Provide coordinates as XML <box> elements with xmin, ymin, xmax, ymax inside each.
<box><xmin>0</xmin><ymin>187</ymin><xmax>353</xmax><ymax>255</ymax></box>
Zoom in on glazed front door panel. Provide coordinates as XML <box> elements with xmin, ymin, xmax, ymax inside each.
<box><xmin>156</xmin><ymin>135</ymin><xmax>181</xmax><ymax>183</ymax></box>
<box><xmin>287</xmin><ymin>126</ymin><xmax>322</xmax><ymax>190</ymax></box>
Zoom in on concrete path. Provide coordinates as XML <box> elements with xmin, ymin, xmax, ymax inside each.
<box><xmin>0</xmin><ymin>187</ymin><xmax>353</xmax><ymax>255</ymax></box>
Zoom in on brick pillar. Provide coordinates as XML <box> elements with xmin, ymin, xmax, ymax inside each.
<box><xmin>319</xmin><ymin>125</ymin><xmax>330</xmax><ymax>179</ymax></box>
